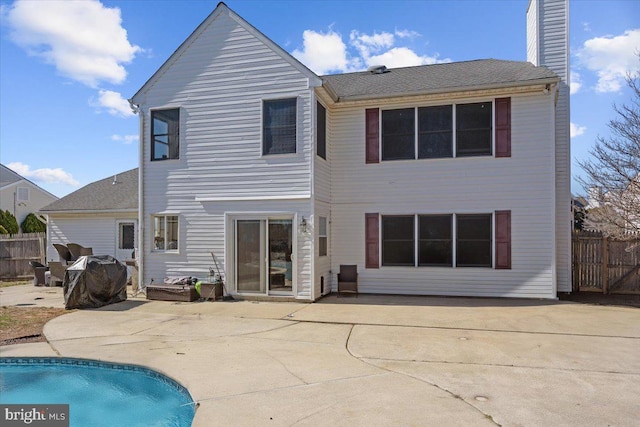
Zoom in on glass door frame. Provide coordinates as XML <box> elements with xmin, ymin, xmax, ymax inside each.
<box><xmin>226</xmin><ymin>213</ymin><xmax>297</xmax><ymax>297</ymax></box>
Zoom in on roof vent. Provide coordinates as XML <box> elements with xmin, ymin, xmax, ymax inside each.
<box><xmin>112</xmin><ymin>175</ymin><xmax>118</xmax><ymax>185</ymax></box>
<box><xmin>367</xmin><ymin>65</ymin><xmax>389</xmax><ymax>74</ymax></box>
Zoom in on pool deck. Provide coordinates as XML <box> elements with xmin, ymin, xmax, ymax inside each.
<box><xmin>1</xmin><ymin>284</ymin><xmax>639</xmax><ymax>426</ymax></box>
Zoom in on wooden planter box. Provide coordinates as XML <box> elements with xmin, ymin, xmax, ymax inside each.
<box><xmin>199</xmin><ymin>282</ymin><xmax>223</xmax><ymax>301</ymax></box>
<box><xmin>146</xmin><ymin>284</ymin><xmax>198</xmax><ymax>302</ymax></box>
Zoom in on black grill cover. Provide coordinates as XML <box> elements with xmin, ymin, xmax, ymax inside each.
<box><xmin>63</xmin><ymin>255</ymin><xmax>127</xmax><ymax>309</ymax></box>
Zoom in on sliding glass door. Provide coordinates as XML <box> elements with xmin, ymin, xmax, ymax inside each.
<box><xmin>235</xmin><ymin>218</ymin><xmax>293</xmax><ymax>295</ymax></box>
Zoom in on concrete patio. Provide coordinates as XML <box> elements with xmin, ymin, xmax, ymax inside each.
<box><xmin>1</xmin><ymin>284</ymin><xmax>639</xmax><ymax>426</ymax></box>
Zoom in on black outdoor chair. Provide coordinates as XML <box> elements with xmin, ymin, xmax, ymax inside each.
<box><xmin>337</xmin><ymin>264</ymin><xmax>358</xmax><ymax>297</ymax></box>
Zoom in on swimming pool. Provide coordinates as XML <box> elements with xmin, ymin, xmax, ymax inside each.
<box><xmin>0</xmin><ymin>357</ymin><xmax>196</xmax><ymax>427</ymax></box>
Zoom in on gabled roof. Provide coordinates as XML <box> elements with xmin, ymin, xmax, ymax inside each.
<box><xmin>40</xmin><ymin>168</ymin><xmax>138</xmax><ymax>213</ymax></box>
<box><xmin>1</xmin><ymin>163</ymin><xmax>58</xmax><ymax>199</ymax></box>
<box><xmin>130</xmin><ymin>2</ymin><xmax>321</xmax><ymax>104</ymax></box>
<box><xmin>321</xmin><ymin>59</ymin><xmax>559</xmax><ymax>102</ymax></box>
<box><xmin>0</xmin><ymin>164</ymin><xmax>22</xmax><ymax>188</ymax></box>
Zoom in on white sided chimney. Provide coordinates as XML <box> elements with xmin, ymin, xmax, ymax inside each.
<box><xmin>527</xmin><ymin>0</ymin><xmax>571</xmax><ymax>293</ymax></box>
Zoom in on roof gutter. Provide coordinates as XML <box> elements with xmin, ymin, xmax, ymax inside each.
<box><xmin>325</xmin><ymin>77</ymin><xmax>560</xmax><ymax>104</ymax></box>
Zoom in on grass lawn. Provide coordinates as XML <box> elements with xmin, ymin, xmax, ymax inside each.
<box><xmin>1</xmin><ymin>280</ymin><xmax>69</xmax><ymax>345</ymax></box>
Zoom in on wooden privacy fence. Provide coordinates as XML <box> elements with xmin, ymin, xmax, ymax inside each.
<box><xmin>0</xmin><ymin>233</ymin><xmax>46</xmax><ymax>280</ymax></box>
<box><xmin>572</xmin><ymin>231</ymin><xmax>640</xmax><ymax>294</ymax></box>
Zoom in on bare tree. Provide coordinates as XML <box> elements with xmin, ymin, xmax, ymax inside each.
<box><xmin>578</xmin><ymin>65</ymin><xmax>640</xmax><ymax>238</ymax></box>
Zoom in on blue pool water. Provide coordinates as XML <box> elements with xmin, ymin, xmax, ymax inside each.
<box><xmin>0</xmin><ymin>358</ymin><xmax>195</xmax><ymax>427</ymax></box>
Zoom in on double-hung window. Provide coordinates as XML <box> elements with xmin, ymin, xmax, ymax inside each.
<box><xmin>381</xmin><ymin>215</ymin><xmax>415</xmax><ymax>266</ymax></box>
<box><xmin>318</xmin><ymin>216</ymin><xmax>328</xmax><ymax>257</ymax></box>
<box><xmin>153</xmin><ymin>215</ymin><xmax>178</xmax><ymax>251</ymax></box>
<box><xmin>151</xmin><ymin>109</ymin><xmax>180</xmax><ymax>161</ymax></box>
<box><xmin>379</xmin><ymin>102</ymin><xmax>493</xmax><ymax>160</ymax></box>
<box><xmin>456</xmin><ymin>102</ymin><xmax>492</xmax><ymax>157</ymax></box>
<box><xmin>418</xmin><ymin>215</ymin><xmax>453</xmax><ymax>266</ymax></box>
<box><xmin>456</xmin><ymin>214</ymin><xmax>492</xmax><ymax>267</ymax></box>
<box><xmin>263</xmin><ymin>98</ymin><xmax>297</xmax><ymax>155</ymax></box>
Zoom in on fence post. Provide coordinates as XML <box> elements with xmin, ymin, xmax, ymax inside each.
<box><xmin>602</xmin><ymin>235</ymin><xmax>608</xmax><ymax>295</ymax></box>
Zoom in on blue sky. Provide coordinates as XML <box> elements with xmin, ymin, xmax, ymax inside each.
<box><xmin>1</xmin><ymin>0</ymin><xmax>638</xmax><ymax>198</ymax></box>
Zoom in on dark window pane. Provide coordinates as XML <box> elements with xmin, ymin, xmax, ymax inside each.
<box><xmin>382</xmin><ymin>108</ymin><xmax>414</xmax><ymax>160</ymax></box>
<box><xmin>457</xmin><ymin>241</ymin><xmax>492</xmax><ymax>266</ymax></box>
<box><xmin>382</xmin><ymin>216</ymin><xmax>415</xmax><ymax>266</ymax></box>
<box><xmin>317</xmin><ymin>102</ymin><xmax>326</xmax><ymax>159</ymax></box>
<box><xmin>456</xmin><ymin>102</ymin><xmax>492</xmax><ymax>157</ymax></box>
<box><xmin>418</xmin><ymin>106</ymin><xmax>452</xmax><ymax>159</ymax></box>
<box><xmin>419</xmin><ymin>241</ymin><xmax>453</xmax><ymax>266</ymax></box>
<box><xmin>263</xmin><ymin>98</ymin><xmax>297</xmax><ymax>155</ymax></box>
<box><xmin>457</xmin><ymin>102</ymin><xmax>492</xmax><ymax>130</ymax></box>
<box><xmin>383</xmin><ymin>241</ymin><xmax>415</xmax><ymax>266</ymax></box>
<box><xmin>419</xmin><ymin>215</ymin><xmax>452</xmax><ymax>239</ymax></box>
<box><xmin>418</xmin><ymin>215</ymin><xmax>452</xmax><ymax>266</ymax></box>
<box><xmin>418</xmin><ymin>105</ymin><xmax>452</xmax><ymax>131</ymax></box>
<box><xmin>456</xmin><ymin>214</ymin><xmax>491</xmax><ymax>267</ymax></box>
<box><xmin>151</xmin><ymin>109</ymin><xmax>179</xmax><ymax>161</ymax></box>
<box><xmin>419</xmin><ymin>132</ymin><xmax>453</xmax><ymax>158</ymax></box>
<box><xmin>382</xmin><ymin>216</ymin><xmax>414</xmax><ymax>240</ymax></box>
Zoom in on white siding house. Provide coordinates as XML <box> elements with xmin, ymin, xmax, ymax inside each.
<box><xmin>131</xmin><ymin>0</ymin><xmax>570</xmax><ymax>300</ymax></box>
<box><xmin>1</xmin><ymin>164</ymin><xmax>58</xmax><ymax>229</ymax></box>
<box><xmin>40</xmin><ymin>168</ymin><xmax>138</xmax><ymax>264</ymax></box>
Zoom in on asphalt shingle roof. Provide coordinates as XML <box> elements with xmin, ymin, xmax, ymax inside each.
<box><xmin>41</xmin><ymin>168</ymin><xmax>138</xmax><ymax>212</ymax></box>
<box><xmin>1</xmin><ymin>164</ymin><xmax>24</xmax><ymax>188</ymax></box>
<box><xmin>321</xmin><ymin>59</ymin><xmax>559</xmax><ymax>102</ymax></box>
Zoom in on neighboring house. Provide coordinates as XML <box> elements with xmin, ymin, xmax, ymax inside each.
<box><xmin>130</xmin><ymin>0</ymin><xmax>571</xmax><ymax>300</ymax></box>
<box><xmin>40</xmin><ymin>168</ymin><xmax>138</xmax><ymax>264</ymax></box>
<box><xmin>0</xmin><ymin>163</ymin><xmax>58</xmax><ymax>228</ymax></box>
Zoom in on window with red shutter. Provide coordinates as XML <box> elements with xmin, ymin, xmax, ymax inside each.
<box><xmin>495</xmin><ymin>210</ymin><xmax>512</xmax><ymax>269</ymax></box>
<box><xmin>495</xmin><ymin>98</ymin><xmax>511</xmax><ymax>158</ymax></box>
<box><xmin>365</xmin><ymin>108</ymin><xmax>380</xmax><ymax>163</ymax></box>
<box><xmin>365</xmin><ymin>213</ymin><xmax>379</xmax><ymax>268</ymax></box>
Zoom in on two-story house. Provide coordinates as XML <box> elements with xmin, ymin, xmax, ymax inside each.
<box><xmin>130</xmin><ymin>0</ymin><xmax>570</xmax><ymax>301</ymax></box>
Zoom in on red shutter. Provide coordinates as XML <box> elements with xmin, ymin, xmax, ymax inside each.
<box><xmin>495</xmin><ymin>210</ymin><xmax>511</xmax><ymax>269</ymax></box>
<box><xmin>365</xmin><ymin>108</ymin><xmax>380</xmax><ymax>164</ymax></box>
<box><xmin>365</xmin><ymin>213</ymin><xmax>379</xmax><ymax>268</ymax></box>
<box><xmin>495</xmin><ymin>97</ymin><xmax>511</xmax><ymax>158</ymax></box>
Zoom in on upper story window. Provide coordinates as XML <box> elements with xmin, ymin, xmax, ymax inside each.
<box><xmin>380</xmin><ymin>102</ymin><xmax>493</xmax><ymax>161</ymax></box>
<box><xmin>456</xmin><ymin>102</ymin><xmax>492</xmax><ymax>157</ymax></box>
<box><xmin>263</xmin><ymin>98</ymin><xmax>297</xmax><ymax>155</ymax></box>
<box><xmin>317</xmin><ymin>102</ymin><xmax>326</xmax><ymax>160</ymax></box>
<box><xmin>151</xmin><ymin>109</ymin><xmax>180</xmax><ymax>161</ymax></box>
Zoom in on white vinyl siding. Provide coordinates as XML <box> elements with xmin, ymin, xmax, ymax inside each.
<box><xmin>138</xmin><ymin>11</ymin><xmax>315</xmax><ymax>298</ymax></box>
<box><xmin>527</xmin><ymin>0</ymin><xmax>571</xmax><ymax>292</ymax></box>
<box><xmin>46</xmin><ymin>214</ymin><xmax>137</xmax><ymax>262</ymax></box>
<box><xmin>331</xmin><ymin>93</ymin><xmax>557</xmax><ymax>298</ymax></box>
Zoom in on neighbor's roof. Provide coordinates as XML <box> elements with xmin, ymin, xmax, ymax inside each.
<box><xmin>1</xmin><ymin>163</ymin><xmax>59</xmax><ymax>200</ymax></box>
<box><xmin>0</xmin><ymin>164</ymin><xmax>22</xmax><ymax>188</ymax></box>
<box><xmin>40</xmin><ymin>168</ymin><xmax>138</xmax><ymax>213</ymax></box>
<box><xmin>321</xmin><ymin>59</ymin><xmax>559</xmax><ymax>102</ymax></box>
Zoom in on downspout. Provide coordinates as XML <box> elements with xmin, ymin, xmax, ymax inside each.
<box><xmin>129</xmin><ymin>99</ymin><xmax>144</xmax><ymax>291</ymax></box>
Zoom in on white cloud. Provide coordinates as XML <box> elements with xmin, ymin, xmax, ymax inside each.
<box><xmin>5</xmin><ymin>0</ymin><xmax>140</xmax><ymax>88</ymax></box>
<box><xmin>92</xmin><ymin>90</ymin><xmax>135</xmax><ymax>117</ymax></box>
<box><xmin>570</xmin><ymin>122</ymin><xmax>587</xmax><ymax>138</ymax></box>
<box><xmin>292</xmin><ymin>29</ymin><xmax>352</xmax><ymax>75</ymax></box>
<box><xmin>368</xmin><ymin>47</ymin><xmax>444</xmax><ymax>68</ymax></box>
<box><xmin>111</xmin><ymin>134</ymin><xmax>138</xmax><ymax>144</ymax></box>
<box><xmin>7</xmin><ymin>162</ymin><xmax>79</xmax><ymax>186</ymax></box>
<box><xmin>293</xmin><ymin>27</ymin><xmax>449</xmax><ymax>75</ymax></box>
<box><xmin>570</xmin><ymin>71</ymin><xmax>583</xmax><ymax>95</ymax></box>
<box><xmin>575</xmin><ymin>29</ymin><xmax>640</xmax><ymax>93</ymax></box>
